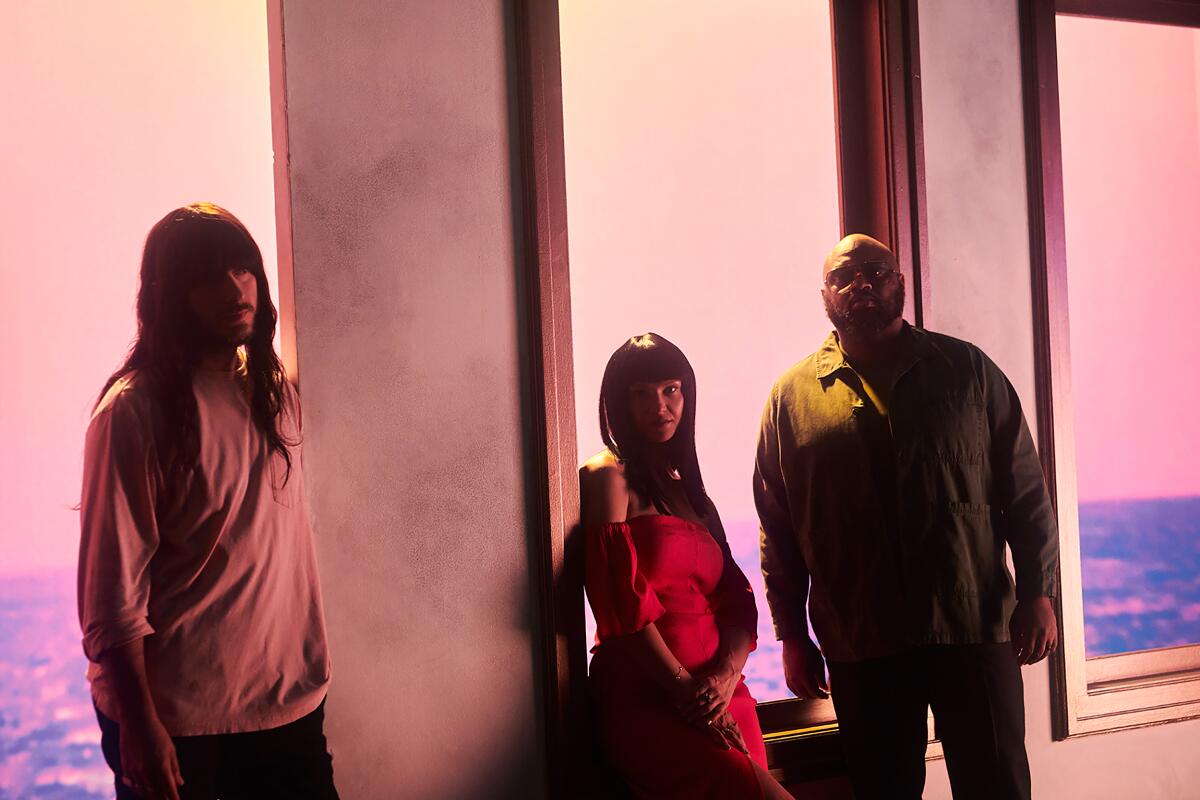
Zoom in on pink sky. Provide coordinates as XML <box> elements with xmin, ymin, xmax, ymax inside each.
<box><xmin>5</xmin><ymin>6</ymin><xmax>1194</xmax><ymax>578</ymax></box>
<box><xmin>1057</xmin><ymin>16</ymin><xmax>1200</xmax><ymax>503</ymax></box>
<box><xmin>561</xmin><ymin>1</ymin><xmax>841</xmax><ymax>527</ymax></box>
<box><xmin>0</xmin><ymin>3</ymin><xmax>278</xmax><ymax>574</ymax></box>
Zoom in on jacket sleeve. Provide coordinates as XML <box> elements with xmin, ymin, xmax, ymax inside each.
<box><xmin>77</xmin><ymin>391</ymin><xmax>161</xmax><ymax>663</ymax></box>
<box><xmin>980</xmin><ymin>351</ymin><xmax>1060</xmax><ymax>599</ymax></box>
<box><xmin>754</xmin><ymin>387</ymin><xmax>811</xmax><ymax>640</ymax></box>
<box><xmin>585</xmin><ymin>522</ymin><xmax>666</xmax><ymax>642</ymax></box>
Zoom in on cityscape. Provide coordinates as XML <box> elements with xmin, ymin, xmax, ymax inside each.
<box><xmin>3</xmin><ymin>496</ymin><xmax>1197</xmax><ymax>796</ymax></box>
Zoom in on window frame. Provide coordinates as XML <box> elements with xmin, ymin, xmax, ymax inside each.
<box><xmin>510</xmin><ymin>0</ymin><xmax>934</xmax><ymax>790</ymax></box>
<box><xmin>266</xmin><ymin>0</ymin><xmax>298</xmax><ymax>382</ymax></box>
<box><xmin>1019</xmin><ymin>0</ymin><xmax>1200</xmax><ymax>740</ymax></box>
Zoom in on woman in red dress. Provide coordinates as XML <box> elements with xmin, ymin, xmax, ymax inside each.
<box><xmin>581</xmin><ymin>333</ymin><xmax>794</xmax><ymax>799</ymax></box>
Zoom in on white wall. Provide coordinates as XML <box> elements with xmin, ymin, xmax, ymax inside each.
<box><xmin>275</xmin><ymin>1</ymin><xmax>545</xmax><ymax>797</ymax></box>
<box><xmin>919</xmin><ymin>1</ymin><xmax>1200</xmax><ymax>797</ymax></box>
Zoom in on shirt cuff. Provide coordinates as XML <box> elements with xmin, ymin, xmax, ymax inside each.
<box><xmin>81</xmin><ymin>618</ymin><xmax>155</xmax><ymax>663</ymax></box>
<box><xmin>1016</xmin><ymin>570</ymin><xmax>1057</xmax><ymax>600</ymax></box>
<box><xmin>771</xmin><ymin>615</ymin><xmax>807</xmax><ymax>642</ymax></box>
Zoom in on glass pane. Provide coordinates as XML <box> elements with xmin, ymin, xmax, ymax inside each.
<box><xmin>560</xmin><ymin>1</ymin><xmax>838</xmax><ymax>701</ymax></box>
<box><xmin>0</xmin><ymin>5</ymin><xmax>277</xmax><ymax>794</ymax></box>
<box><xmin>1056</xmin><ymin>15</ymin><xmax>1200</xmax><ymax>657</ymax></box>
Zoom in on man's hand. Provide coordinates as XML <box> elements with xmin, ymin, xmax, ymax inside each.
<box><xmin>782</xmin><ymin>637</ymin><xmax>829</xmax><ymax>699</ymax></box>
<box><xmin>119</xmin><ymin>712</ymin><xmax>184</xmax><ymax>800</ymax></box>
<box><xmin>98</xmin><ymin>640</ymin><xmax>184</xmax><ymax>800</ymax></box>
<box><xmin>1010</xmin><ymin>595</ymin><xmax>1058</xmax><ymax>665</ymax></box>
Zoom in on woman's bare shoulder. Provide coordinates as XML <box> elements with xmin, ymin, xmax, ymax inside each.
<box><xmin>579</xmin><ymin>450</ymin><xmax>629</xmax><ymax>524</ymax></box>
<box><xmin>581</xmin><ymin>449</ymin><xmax>624</xmax><ymax>479</ymax></box>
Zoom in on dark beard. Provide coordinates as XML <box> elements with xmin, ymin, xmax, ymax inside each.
<box><xmin>185</xmin><ymin>313</ymin><xmax>256</xmax><ymax>353</ymax></box>
<box><xmin>823</xmin><ymin>284</ymin><xmax>904</xmax><ymax>337</ymax></box>
<box><xmin>198</xmin><ymin>325</ymin><xmax>254</xmax><ymax>349</ymax></box>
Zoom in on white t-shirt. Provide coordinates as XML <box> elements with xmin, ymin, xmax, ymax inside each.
<box><xmin>78</xmin><ymin>367</ymin><xmax>331</xmax><ymax>736</ymax></box>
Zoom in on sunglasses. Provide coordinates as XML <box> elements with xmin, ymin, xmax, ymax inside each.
<box><xmin>824</xmin><ymin>261</ymin><xmax>897</xmax><ymax>292</ymax></box>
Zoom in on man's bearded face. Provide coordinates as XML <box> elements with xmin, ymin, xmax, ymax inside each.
<box><xmin>822</xmin><ymin>260</ymin><xmax>905</xmax><ymax>337</ymax></box>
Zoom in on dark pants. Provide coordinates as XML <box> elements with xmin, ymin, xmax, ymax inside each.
<box><xmin>827</xmin><ymin>643</ymin><xmax>1031</xmax><ymax>800</ymax></box>
<box><xmin>96</xmin><ymin>700</ymin><xmax>339</xmax><ymax>800</ymax></box>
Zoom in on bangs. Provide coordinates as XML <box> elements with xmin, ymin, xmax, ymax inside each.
<box><xmin>174</xmin><ymin>217</ymin><xmax>261</xmax><ymax>282</ymax></box>
<box><xmin>607</xmin><ymin>333</ymin><xmax>694</xmax><ymax>389</ymax></box>
<box><xmin>621</xmin><ymin>347</ymin><xmax>687</xmax><ymax>385</ymax></box>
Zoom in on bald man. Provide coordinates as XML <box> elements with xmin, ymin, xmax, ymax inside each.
<box><xmin>753</xmin><ymin>235</ymin><xmax>1059</xmax><ymax>799</ymax></box>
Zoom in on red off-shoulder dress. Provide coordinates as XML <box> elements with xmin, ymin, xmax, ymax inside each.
<box><xmin>586</xmin><ymin>514</ymin><xmax>766</xmax><ymax>799</ymax></box>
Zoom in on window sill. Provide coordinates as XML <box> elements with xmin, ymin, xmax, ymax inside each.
<box><xmin>1058</xmin><ymin>646</ymin><xmax>1200</xmax><ymax>737</ymax></box>
<box><xmin>759</xmin><ymin>698</ymin><xmax>944</xmax><ymax>784</ymax></box>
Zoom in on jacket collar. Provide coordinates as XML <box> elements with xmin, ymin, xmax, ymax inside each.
<box><xmin>814</xmin><ymin>322</ymin><xmax>947</xmax><ymax>382</ymax></box>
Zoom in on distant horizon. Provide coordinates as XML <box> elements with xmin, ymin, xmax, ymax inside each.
<box><xmin>5</xmin><ymin>492</ymin><xmax>1200</xmax><ymax>579</ymax></box>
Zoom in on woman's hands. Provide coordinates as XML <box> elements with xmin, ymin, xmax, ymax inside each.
<box><xmin>678</xmin><ymin>656</ymin><xmax>740</xmax><ymax>726</ymax></box>
<box><xmin>663</xmin><ymin>655</ymin><xmax>748</xmax><ymax>754</ymax></box>
<box><xmin>706</xmin><ymin>709</ymin><xmax>749</xmax><ymax>754</ymax></box>
<box><xmin>665</xmin><ymin>671</ymin><xmax>702</xmax><ymax>713</ymax></box>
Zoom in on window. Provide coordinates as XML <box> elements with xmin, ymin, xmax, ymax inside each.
<box><xmin>0</xmin><ymin>4</ymin><xmax>282</xmax><ymax>795</ymax></box>
<box><xmin>1022</xmin><ymin>0</ymin><xmax>1200</xmax><ymax>738</ymax></box>
<box><xmin>513</xmin><ymin>0</ymin><xmax>932</xmax><ymax>788</ymax></box>
<box><xmin>559</xmin><ymin>0</ymin><xmax>841</xmax><ymax>709</ymax></box>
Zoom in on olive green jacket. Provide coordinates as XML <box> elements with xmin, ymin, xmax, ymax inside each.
<box><xmin>754</xmin><ymin>325</ymin><xmax>1059</xmax><ymax>662</ymax></box>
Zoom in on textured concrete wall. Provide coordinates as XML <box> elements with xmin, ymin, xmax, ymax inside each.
<box><xmin>919</xmin><ymin>1</ymin><xmax>1200</xmax><ymax>797</ymax></box>
<box><xmin>276</xmin><ymin>2</ymin><xmax>545</xmax><ymax>797</ymax></box>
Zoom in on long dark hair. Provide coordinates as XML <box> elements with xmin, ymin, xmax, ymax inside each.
<box><xmin>599</xmin><ymin>333</ymin><xmax>713</xmax><ymax>522</ymax></box>
<box><xmin>98</xmin><ymin>202</ymin><xmax>295</xmax><ymax>491</ymax></box>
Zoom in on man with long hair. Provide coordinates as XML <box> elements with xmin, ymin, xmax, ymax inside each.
<box><xmin>755</xmin><ymin>234</ymin><xmax>1059</xmax><ymax>800</ymax></box>
<box><xmin>78</xmin><ymin>204</ymin><xmax>337</xmax><ymax>799</ymax></box>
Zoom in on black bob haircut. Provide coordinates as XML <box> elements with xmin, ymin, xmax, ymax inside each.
<box><xmin>598</xmin><ymin>332</ymin><xmax>715</xmax><ymax>527</ymax></box>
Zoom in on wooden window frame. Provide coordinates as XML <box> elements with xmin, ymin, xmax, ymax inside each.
<box><xmin>1019</xmin><ymin>0</ymin><xmax>1200</xmax><ymax>740</ymax></box>
<box><xmin>266</xmin><ymin>0</ymin><xmax>298</xmax><ymax>383</ymax></box>
<box><xmin>510</xmin><ymin>0</ymin><xmax>931</xmax><ymax>791</ymax></box>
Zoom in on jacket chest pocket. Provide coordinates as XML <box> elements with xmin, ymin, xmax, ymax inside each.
<box><xmin>915</xmin><ymin>390</ymin><xmax>986</xmax><ymax>464</ymax></box>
